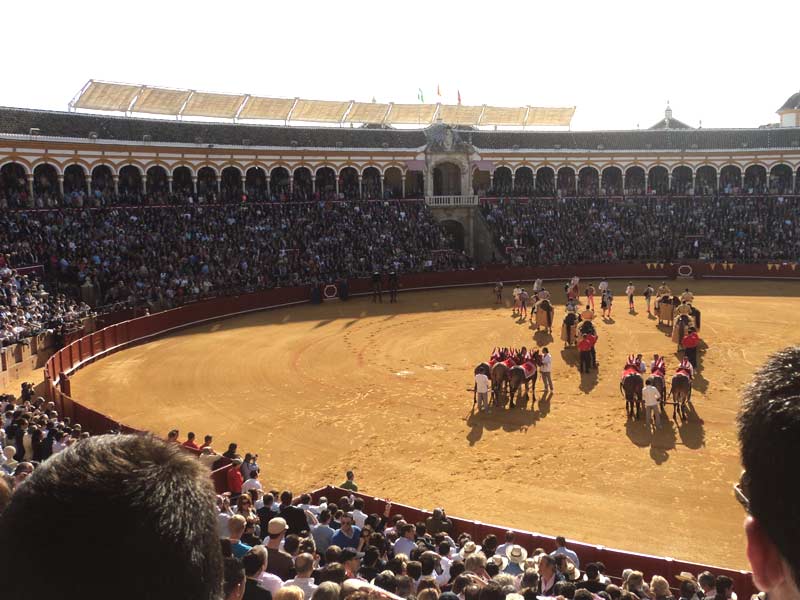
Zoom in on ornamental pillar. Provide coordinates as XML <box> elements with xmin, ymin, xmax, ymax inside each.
<box><xmin>113</xmin><ymin>175</ymin><xmax>119</xmax><ymax>195</ymax></box>
<box><xmin>265</xmin><ymin>176</ymin><xmax>271</xmax><ymax>198</ymax></box>
<box><xmin>57</xmin><ymin>175</ymin><xmax>64</xmax><ymax>196</ymax></box>
<box><xmin>401</xmin><ymin>173</ymin><xmax>406</xmax><ymax>198</ymax></box>
<box><xmin>380</xmin><ymin>174</ymin><xmax>385</xmax><ymax>198</ymax></box>
<box><xmin>27</xmin><ymin>174</ymin><xmax>34</xmax><ymax>197</ymax></box>
<box><xmin>531</xmin><ymin>172</ymin><xmax>537</xmax><ymax>197</ymax></box>
<box><xmin>167</xmin><ymin>176</ymin><xmax>173</xmax><ymax>193</ymax></box>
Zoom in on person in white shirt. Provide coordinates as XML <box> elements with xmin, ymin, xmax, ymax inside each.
<box><xmin>540</xmin><ymin>348</ymin><xmax>553</xmax><ymax>393</ymax></box>
<box><xmin>474</xmin><ymin>370</ymin><xmax>490</xmax><ymax>412</ymax></box>
<box><xmin>598</xmin><ymin>279</ymin><xmax>609</xmax><ymax>294</ymax></box>
<box><xmin>643</xmin><ymin>378</ymin><xmax>661</xmax><ymax>429</ymax></box>
<box><xmin>533</xmin><ymin>278</ymin><xmax>543</xmax><ymax>293</ymax></box>
<box><xmin>393</xmin><ymin>523</ymin><xmax>417</xmax><ymax>557</ymax></box>
<box><xmin>351</xmin><ymin>497</ymin><xmax>368</xmax><ymax>528</ymax></box>
<box><xmin>284</xmin><ymin>553</ymin><xmax>318</xmax><ymax>599</ymax></box>
<box><xmin>512</xmin><ymin>286</ymin><xmax>521</xmax><ymax>314</ymax></box>
<box><xmin>242</xmin><ymin>471</ymin><xmax>263</xmax><ymax>495</ymax></box>
<box><xmin>625</xmin><ymin>282</ymin><xmax>636</xmax><ymax>312</ymax></box>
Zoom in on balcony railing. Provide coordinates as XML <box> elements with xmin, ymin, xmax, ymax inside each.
<box><xmin>425</xmin><ymin>195</ymin><xmax>480</xmax><ymax>207</ymax></box>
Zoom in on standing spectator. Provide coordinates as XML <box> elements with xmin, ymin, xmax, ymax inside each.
<box><xmin>285</xmin><ymin>553</ymin><xmax>318</xmax><ymax>599</ymax></box>
<box><xmin>201</xmin><ymin>434</ymin><xmax>214</xmax><ymax>449</ymax></box>
<box><xmin>351</xmin><ymin>497</ymin><xmax>368</xmax><ymax>528</ymax></box>
<box><xmin>311</xmin><ymin>509</ymin><xmax>335</xmax><ymax>555</ymax></box>
<box><xmin>243</xmin><ymin>471</ymin><xmax>263</xmax><ymax>495</ymax></box>
<box><xmin>550</xmin><ymin>537</ymin><xmax>580</xmax><ymax>568</ymax></box>
<box><xmin>340</xmin><ymin>470</ymin><xmax>358</xmax><ymax>491</ymax></box>
<box><xmin>265</xmin><ymin>518</ymin><xmax>295</xmax><ymax>581</ymax></box>
<box><xmin>697</xmin><ymin>572</ymin><xmax>717</xmax><ymax>600</ymax></box>
<box><xmin>540</xmin><ymin>348</ymin><xmax>553</xmax><ymax>393</ymax></box>
<box><xmin>394</xmin><ymin>523</ymin><xmax>417</xmax><ymax>557</ymax></box>
<box><xmin>331</xmin><ymin>512</ymin><xmax>361</xmax><ymax>550</ymax></box>
<box><xmin>242</xmin><ymin>548</ymin><xmax>272</xmax><ymax>600</ymax></box>
<box><xmin>0</xmin><ymin>434</ymin><xmax>224</xmax><ymax>600</ymax></box>
<box><xmin>224</xmin><ymin>557</ymin><xmax>247</xmax><ymax>600</ymax></box>
<box><xmin>475</xmin><ymin>369</ymin><xmax>490</xmax><ymax>412</ymax></box>
<box><xmin>279</xmin><ymin>491</ymin><xmax>315</xmax><ymax>535</ymax></box>
<box><xmin>737</xmin><ymin>348</ymin><xmax>800</xmax><ymax>600</ymax></box>
<box><xmin>230</xmin><ymin>514</ymin><xmax>254</xmax><ymax>558</ymax></box>
<box><xmin>229</xmin><ymin>459</ymin><xmax>245</xmax><ymax>496</ymax></box>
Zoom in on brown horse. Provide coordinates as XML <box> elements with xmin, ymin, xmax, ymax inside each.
<box><xmin>507</xmin><ymin>352</ymin><xmax>540</xmax><ymax>409</ymax></box>
<box><xmin>651</xmin><ymin>374</ymin><xmax>667</xmax><ymax>412</ymax></box>
<box><xmin>669</xmin><ymin>373</ymin><xmax>693</xmax><ymax>420</ymax></box>
<box><xmin>490</xmin><ymin>361</ymin><xmax>510</xmax><ymax>407</ymax></box>
<box><xmin>621</xmin><ymin>372</ymin><xmax>644</xmax><ymax>418</ymax></box>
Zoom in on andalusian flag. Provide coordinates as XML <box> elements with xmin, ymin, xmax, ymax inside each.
<box><xmin>417</xmin><ymin>88</ymin><xmax>424</xmax><ymax>103</ymax></box>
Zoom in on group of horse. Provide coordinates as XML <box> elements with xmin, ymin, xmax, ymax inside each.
<box><xmin>474</xmin><ymin>347</ymin><xmax>543</xmax><ymax>409</ymax></box>
<box><xmin>656</xmin><ymin>295</ymin><xmax>701</xmax><ymax>349</ymax></box>
<box><xmin>620</xmin><ymin>361</ymin><xmax>693</xmax><ymax>422</ymax></box>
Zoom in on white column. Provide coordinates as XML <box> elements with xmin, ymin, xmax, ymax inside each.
<box><xmin>690</xmin><ymin>171</ymin><xmax>695</xmax><ymax>196</ymax></box>
<box><xmin>113</xmin><ymin>175</ymin><xmax>119</xmax><ymax>195</ymax></box>
<box><xmin>312</xmin><ymin>175</ymin><xmax>316</xmax><ymax>194</ymax></box>
<box><xmin>216</xmin><ymin>177</ymin><xmax>221</xmax><ymax>195</ymax></box>
<box><xmin>335</xmin><ymin>175</ymin><xmax>340</xmax><ymax>197</ymax></box>
<box><xmin>167</xmin><ymin>176</ymin><xmax>173</xmax><ymax>193</ymax></box>
<box><xmin>510</xmin><ymin>173</ymin><xmax>516</xmax><ymax>195</ymax></box>
<box><xmin>265</xmin><ymin>176</ymin><xmax>271</xmax><ymax>198</ymax></box>
<box><xmin>531</xmin><ymin>172</ymin><xmax>537</xmax><ymax>197</ymax></box>
<box><xmin>358</xmin><ymin>175</ymin><xmax>363</xmax><ymax>198</ymax></box>
<box><xmin>380</xmin><ymin>174</ymin><xmax>385</xmax><ymax>198</ymax></box>
<box><xmin>792</xmin><ymin>171</ymin><xmax>797</xmax><ymax>194</ymax></box>
<box><xmin>191</xmin><ymin>176</ymin><xmax>197</xmax><ymax>195</ymax></box>
<box><xmin>489</xmin><ymin>172</ymin><xmax>494</xmax><ymax>192</ymax></box>
<box><xmin>27</xmin><ymin>174</ymin><xmax>34</xmax><ymax>197</ymax></box>
<box><xmin>241</xmin><ymin>175</ymin><xmax>246</xmax><ymax>198</ymax></box>
<box><xmin>141</xmin><ymin>177</ymin><xmax>146</xmax><ymax>194</ymax></box>
<box><xmin>401</xmin><ymin>174</ymin><xmax>406</xmax><ymax>198</ymax></box>
<box><xmin>766</xmin><ymin>172</ymin><xmax>771</xmax><ymax>194</ymax></box>
<box><xmin>668</xmin><ymin>172</ymin><xmax>673</xmax><ymax>194</ymax></box>
<box><xmin>57</xmin><ymin>175</ymin><xmax>64</xmax><ymax>196</ymax></box>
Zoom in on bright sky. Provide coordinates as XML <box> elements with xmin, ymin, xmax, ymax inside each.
<box><xmin>3</xmin><ymin>0</ymin><xmax>798</xmax><ymax>131</ymax></box>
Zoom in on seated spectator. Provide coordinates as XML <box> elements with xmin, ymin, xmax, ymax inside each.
<box><xmin>0</xmin><ymin>434</ymin><xmax>223</xmax><ymax>600</ymax></box>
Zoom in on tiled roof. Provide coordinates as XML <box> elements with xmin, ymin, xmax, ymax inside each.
<box><xmin>778</xmin><ymin>91</ymin><xmax>800</xmax><ymax>112</ymax></box>
<box><xmin>648</xmin><ymin>116</ymin><xmax>693</xmax><ymax>130</ymax></box>
<box><xmin>2</xmin><ymin>106</ymin><xmax>800</xmax><ymax>152</ymax></box>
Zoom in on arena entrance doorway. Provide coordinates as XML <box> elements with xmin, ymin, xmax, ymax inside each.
<box><xmin>440</xmin><ymin>219</ymin><xmax>466</xmax><ymax>251</ymax></box>
<box><xmin>433</xmin><ymin>162</ymin><xmax>461</xmax><ymax>195</ymax></box>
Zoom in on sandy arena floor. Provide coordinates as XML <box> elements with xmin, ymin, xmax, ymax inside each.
<box><xmin>70</xmin><ymin>279</ymin><xmax>800</xmax><ymax>570</ymax></box>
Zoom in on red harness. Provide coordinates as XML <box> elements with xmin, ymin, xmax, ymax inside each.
<box><xmin>621</xmin><ymin>367</ymin><xmax>639</xmax><ymax>380</ymax></box>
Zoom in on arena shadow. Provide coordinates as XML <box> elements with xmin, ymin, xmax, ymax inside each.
<box><xmin>560</xmin><ymin>348</ymin><xmax>579</xmax><ymax>368</ymax></box>
<box><xmin>464</xmin><ymin>393</ymin><xmax>550</xmax><ymax>445</ymax></box>
<box><xmin>578</xmin><ymin>367</ymin><xmax>599</xmax><ymax>394</ymax></box>
<box><xmin>625</xmin><ymin>415</ymin><xmax>678</xmax><ymax>465</ymax></box>
<box><xmin>676</xmin><ymin>404</ymin><xmax>706</xmax><ymax>449</ymax></box>
<box><xmin>533</xmin><ymin>330</ymin><xmax>554</xmax><ymax>345</ymax></box>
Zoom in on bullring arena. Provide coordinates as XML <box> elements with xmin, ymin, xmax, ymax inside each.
<box><xmin>65</xmin><ymin>277</ymin><xmax>799</xmax><ymax>571</ymax></box>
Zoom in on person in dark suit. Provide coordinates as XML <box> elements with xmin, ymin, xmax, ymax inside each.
<box><xmin>279</xmin><ymin>491</ymin><xmax>315</xmax><ymax>535</ymax></box>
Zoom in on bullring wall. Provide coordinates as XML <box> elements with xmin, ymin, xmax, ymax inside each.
<box><xmin>39</xmin><ymin>261</ymin><xmax>789</xmax><ymax>597</ymax></box>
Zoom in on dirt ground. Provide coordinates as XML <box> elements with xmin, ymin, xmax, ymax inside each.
<box><xmin>69</xmin><ymin>279</ymin><xmax>800</xmax><ymax>570</ymax></box>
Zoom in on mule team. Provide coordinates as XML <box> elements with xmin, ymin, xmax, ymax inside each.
<box><xmin>479</xmin><ymin>277</ymin><xmax>702</xmax><ymax>427</ymax></box>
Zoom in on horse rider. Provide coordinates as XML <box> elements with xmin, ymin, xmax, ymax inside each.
<box><xmin>655</xmin><ymin>281</ymin><xmax>671</xmax><ymax>311</ymax></box>
<box><xmin>622</xmin><ymin>354</ymin><xmax>640</xmax><ymax>377</ymax></box>
<box><xmin>565</xmin><ymin>296</ymin><xmax>579</xmax><ymax>313</ymax></box>
<box><xmin>538</xmin><ymin>287</ymin><xmax>551</xmax><ymax>301</ymax></box>
<box><xmin>680</xmin><ymin>288</ymin><xmax>695</xmax><ymax>303</ymax></box>
<box><xmin>533</xmin><ymin>296</ymin><xmax>554</xmax><ymax>330</ymax></box>
<box><xmin>563</xmin><ymin>306</ymin><xmax>579</xmax><ymax>346</ymax></box>
<box><xmin>676</xmin><ymin>356</ymin><xmax>694</xmax><ymax>380</ymax></box>
<box><xmin>682</xmin><ymin>327</ymin><xmax>701</xmax><ymax>367</ymax></box>
<box><xmin>634</xmin><ymin>353</ymin><xmax>647</xmax><ymax>373</ymax></box>
<box><xmin>675</xmin><ymin>300</ymin><xmax>693</xmax><ymax>318</ymax></box>
<box><xmin>650</xmin><ymin>354</ymin><xmax>666</xmax><ymax>378</ymax></box>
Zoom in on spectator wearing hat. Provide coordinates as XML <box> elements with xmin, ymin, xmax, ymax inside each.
<box><xmin>339</xmin><ymin>548</ymin><xmax>364</xmax><ymax>579</ymax></box>
<box><xmin>266</xmin><ymin>517</ymin><xmax>295</xmax><ymax>580</ymax></box>
<box><xmin>285</xmin><ymin>552</ymin><xmax>318</xmax><ymax>599</ymax></box>
<box><xmin>506</xmin><ymin>545</ymin><xmax>528</xmax><ymax>575</ymax></box>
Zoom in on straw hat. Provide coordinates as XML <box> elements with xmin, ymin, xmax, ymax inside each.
<box><xmin>459</xmin><ymin>541</ymin><xmax>482</xmax><ymax>559</ymax></box>
<box><xmin>506</xmin><ymin>544</ymin><xmax>528</xmax><ymax>564</ymax></box>
<box><xmin>675</xmin><ymin>572</ymin><xmax>697</xmax><ymax>583</ymax></box>
<box><xmin>488</xmin><ymin>555</ymin><xmax>509</xmax><ymax>571</ymax></box>
<box><xmin>564</xmin><ymin>560</ymin><xmax>581</xmax><ymax>581</ymax></box>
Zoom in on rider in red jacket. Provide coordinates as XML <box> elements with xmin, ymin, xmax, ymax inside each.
<box><xmin>578</xmin><ymin>334</ymin><xmax>596</xmax><ymax>374</ymax></box>
<box><xmin>681</xmin><ymin>328</ymin><xmax>700</xmax><ymax>368</ymax></box>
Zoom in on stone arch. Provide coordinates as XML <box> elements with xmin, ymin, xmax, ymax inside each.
<box><xmin>624</xmin><ymin>165</ymin><xmax>646</xmax><ymax>195</ymax></box>
<box><xmin>647</xmin><ymin>165</ymin><xmax>669</xmax><ymax>195</ymax></box>
<box><xmin>514</xmin><ymin>166</ymin><xmax>534</xmax><ymax>197</ymax></box>
<box><xmin>90</xmin><ymin>163</ymin><xmax>114</xmax><ymax>194</ymax></box>
<box><xmin>221</xmin><ymin>166</ymin><xmax>243</xmax><ymax>200</ymax></box>
<box><xmin>405</xmin><ymin>170</ymin><xmax>424</xmax><ymax>199</ymax></box>
<box><xmin>0</xmin><ymin>162</ymin><xmax>28</xmax><ymax>198</ymax></box>
<box><xmin>556</xmin><ymin>166</ymin><xmax>576</xmax><ymax>197</ymax></box>
<box><xmin>270</xmin><ymin>166</ymin><xmax>291</xmax><ymax>198</ymax></box>
<box><xmin>492</xmin><ymin>165</ymin><xmax>512</xmax><ymax>195</ymax></box>
<box><xmin>440</xmin><ymin>219</ymin><xmax>466</xmax><ymax>253</ymax></box>
<box><xmin>362</xmin><ymin>165</ymin><xmax>382</xmax><ymax>199</ymax></box>
<box><xmin>433</xmin><ymin>162</ymin><xmax>462</xmax><ymax>196</ymax></box>
<box><xmin>63</xmin><ymin>164</ymin><xmax>88</xmax><ymax>195</ymax></box>
<box><xmin>118</xmin><ymin>164</ymin><xmax>143</xmax><ymax>195</ymax></box>
<box><xmin>671</xmin><ymin>165</ymin><xmax>694</xmax><ymax>195</ymax></box>
<box><xmin>769</xmin><ymin>163</ymin><xmax>793</xmax><ymax>194</ymax></box>
<box><xmin>33</xmin><ymin>163</ymin><xmax>59</xmax><ymax>196</ymax></box>
<box><xmin>245</xmin><ymin>166</ymin><xmax>268</xmax><ymax>201</ymax></box>
<box><xmin>535</xmin><ymin>166</ymin><xmax>556</xmax><ymax>196</ymax></box>
<box><xmin>146</xmin><ymin>165</ymin><xmax>169</xmax><ymax>195</ymax></box>
<box><xmin>743</xmin><ymin>164</ymin><xmax>767</xmax><ymax>194</ymax></box>
<box><xmin>197</xmin><ymin>165</ymin><xmax>218</xmax><ymax>196</ymax></box>
<box><xmin>578</xmin><ymin>166</ymin><xmax>600</xmax><ymax>196</ymax></box>
<box><xmin>601</xmin><ymin>166</ymin><xmax>623</xmax><ymax>196</ymax></box>
<box><xmin>719</xmin><ymin>164</ymin><xmax>742</xmax><ymax>194</ymax></box>
<box><xmin>338</xmin><ymin>166</ymin><xmax>359</xmax><ymax>199</ymax></box>
<box><xmin>172</xmin><ymin>165</ymin><xmax>194</xmax><ymax>194</ymax></box>
<box><xmin>694</xmin><ymin>165</ymin><xmax>717</xmax><ymax>195</ymax></box>
<box><xmin>293</xmin><ymin>166</ymin><xmax>313</xmax><ymax>199</ymax></box>
<box><xmin>171</xmin><ymin>162</ymin><xmax>196</xmax><ymax>177</ymax></box>
<box><xmin>472</xmin><ymin>166</ymin><xmax>490</xmax><ymax>195</ymax></box>
<box><xmin>315</xmin><ymin>165</ymin><xmax>337</xmax><ymax>198</ymax></box>
<box><xmin>384</xmin><ymin>166</ymin><xmax>403</xmax><ymax>198</ymax></box>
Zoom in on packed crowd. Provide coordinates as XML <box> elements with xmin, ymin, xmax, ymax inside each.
<box><xmin>483</xmin><ymin>196</ymin><xmax>800</xmax><ymax>264</ymax></box>
<box><xmin>0</xmin><ymin>200</ymin><xmax>468</xmax><ymax>312</ymax></box>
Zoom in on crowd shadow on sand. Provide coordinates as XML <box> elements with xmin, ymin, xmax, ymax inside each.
<box><xmin>625</xmin><ymin>403</ymin><xmax>706</xmax><ymax>463</ymax></box>
<box><xmin>465</xmin><ymin>390</ymin><xmax>553</xmax><ymax>446</ymax></box>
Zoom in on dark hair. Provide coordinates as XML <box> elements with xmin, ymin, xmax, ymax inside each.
<box><xmin>374</xmin><ymin>571</ymin><xmax>398</xmax><ymax>593</ymax></box>
<box><xmin>698</xmin><ymin>572</ymin><xmax>716</xmax><ymax>590</ymax></box>
<box><xmin>284</xmin><ymin>534</ymin><xmax>301</xmax><ymax>555</ymax></box>
<box><xmin>680</xmin><ymin>580</ymin><xmax>697</xmax><ymax>599</ymax></box>
<box><xmin>0</xmin><ymin>434</ymin><xmax>223</xmax><ymax>600</ymax></box>
<box><xmin>554</xmin><ymin>581</ymin><xmax>576</xmax><ymax>599</ymax></box>
<box><xmin>223</xmin><ymin>557</ymin><xmax>245</xmax><ymax>598</ymax></box>
<box><xmin>353</xmin><ymin>497</ymin><xmax>364</xmax><ymax>510</ymax></box>
<box><xmin>319</xmin><ymin>562</ymin><xmax>346</xmax><ymax>584</ymax></box>
<box><xmin>318</xmin><ymin>509</ymin><xmax>332</xmax><ymax>523</ymax></box>
<box><xmin>478</xmin><ymin>581</ymin><xmax>506</xmax><ymax>600</ymax></box>
<box><xmin>738</xmin><ymin>346</ymin><xmax>800</xmax><ymax>585</ymax></box>
<box><xmin>242</xmin><ymin>548</ymin><xmax>266</xmax><ymax>576</ymax></box>
<box><xmin>464</xmin><ymin>584</ymin><xmax>481</xmax><ymax>600</ymax></box>
<box><xmin>406</xmin><ymin>560</ymin><xmax>422</xmax><ymax>580</ymax></box>
<box><xmin>575</xmin><ymin>590</ymin><xmax>595</xmax><ymax>600</ymax></box>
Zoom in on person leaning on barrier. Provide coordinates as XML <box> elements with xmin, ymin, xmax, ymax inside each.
<box><xmin>737</xmin><ymin>346</ymin><xmax>800</xmax><ymax>600</ymax></box>
<box><xmin>0</xmin><ymin>433</ymin><xmax>224</xmax><ymax>600</ymax></box>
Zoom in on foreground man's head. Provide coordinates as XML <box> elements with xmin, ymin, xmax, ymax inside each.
<box><xmin>738</xmin><ymin>346</ymin><xmax>800</xmax><ymax>600</ymax></box>
<box><xmin>0</xmin><ymin>433</ymin><xmax>223</xmax><ymax>600</ymax></box>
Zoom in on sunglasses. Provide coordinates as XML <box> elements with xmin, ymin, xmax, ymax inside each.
<box><xmin>733</xmin><ymin>471</ymin><xmax>751</xmax><ymax>513</ymax></box>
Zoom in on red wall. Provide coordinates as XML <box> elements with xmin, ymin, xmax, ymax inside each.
<box><xmin>42</xmin><ymin>263</ymin><xmax>773</xmax><ymax>597</ymax></box>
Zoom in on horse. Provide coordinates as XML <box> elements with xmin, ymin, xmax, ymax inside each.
<box><xmin>672</xmin><ymin>314</ymin><xmax>695</xmax><ymax>348</ymax></box>
<box><xmin>620</xmin><ymin>371</ymin><xmax>644</xmax><ymax>418</ymax></box>
<box><xmin>490</xmin><ymin>360</ymin><xmax>511</xmax><ymax>407</ymax></box>
<box><xmin>657</xmin><ymin>295</ymin><xmax>674</xmax><ymax>326</ymax></box>
<box><xmin>651</xmin><ymin>373</ymin><xmax>667</xmax><ymax>412</ymax></box>
<box><xmin>534</xmin><ymin>299</ymin><xmax>554</xmax><ymax>332</ymax></box>
<box><xmin>507</xmin><ymin>351</ymin><xmax>541</xmax><ymax>408</ymax></box>
<box><xmin>690</xmin><ymin>305</ymin><xmax>701</xmax><ymax>330</ymax></box>
<box><xmin>669</xmin><ymin>373</ymin><xmax>693</xmax><ymax>420</ymax></box>
<box><xmin>561</xmin><ymin>312</ymin><xmax>579</xmax><ymax>348</ymax></box>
